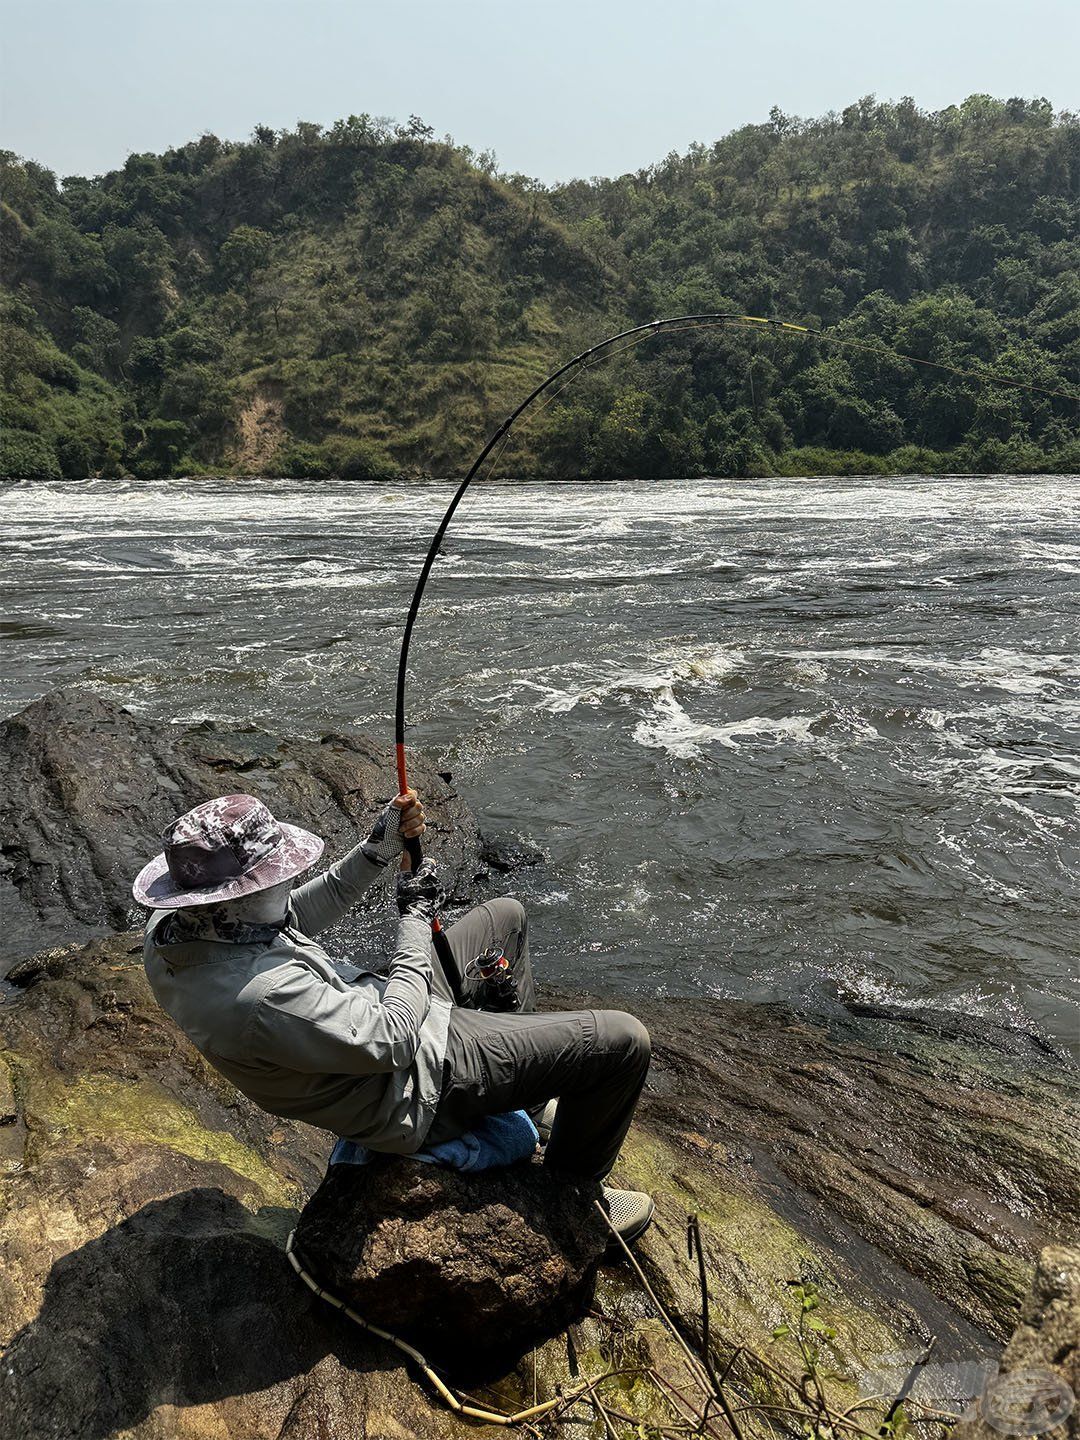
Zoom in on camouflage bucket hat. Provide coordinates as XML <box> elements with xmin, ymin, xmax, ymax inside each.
<box><xmin>131</xmin><ymin>793</ymin><xmax>325</xmax><ymax>909</ymax></box>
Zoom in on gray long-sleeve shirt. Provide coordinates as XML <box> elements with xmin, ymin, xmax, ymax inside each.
<box><xmin>142</xmin><ymin>842</ymin><xmax>452</xmax><ymax>1152</ymax></box>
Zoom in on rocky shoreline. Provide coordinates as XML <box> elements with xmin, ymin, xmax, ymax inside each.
<box><xmin>0</xmin><ymin>690</ymin><xmax>1076</xmax><ymax>1438</ymax></box>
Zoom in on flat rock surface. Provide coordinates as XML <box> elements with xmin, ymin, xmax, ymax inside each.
<box><xmin>0</xmin><ymin>688</ymin><xmax>481</xmax><ymax>968</ymax></box>
<box><xmin>606</xmin><ymin>989</ymin><xmax>1079</xmax><ymax>1350</ymax></box>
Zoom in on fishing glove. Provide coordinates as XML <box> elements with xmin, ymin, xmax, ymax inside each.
<box><xmin>396</xmin><ymin>858</ymin><xmax>445</xmax><ymax>922</ymax></box>
<box><xmin>361</xmin><ymin>802</ymin><xmax>405</xmax><ymax>867</ymax></box>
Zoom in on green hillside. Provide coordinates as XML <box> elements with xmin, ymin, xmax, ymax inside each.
<box><xmin>1</xmin><ymin>96</ymin><xmax>1077</xmax><ymax>480</ymax></box>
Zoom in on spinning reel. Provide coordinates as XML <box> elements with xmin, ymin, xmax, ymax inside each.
<box><xmin>464</xmin><ymin>945</ymin><xmax>520</xmax><ymax>1011</ymax></box>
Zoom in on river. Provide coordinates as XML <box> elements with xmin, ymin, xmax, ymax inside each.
<box><xmin>1</xmin><ymin>474</ymin><xmax>1077</xmax><ymax>1051</ymax></box>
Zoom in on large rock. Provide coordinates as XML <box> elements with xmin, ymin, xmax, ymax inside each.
<box><xmin>0</xmin><ymin>687</ymin><xmax>482</xmax><ymax>967</ymax></box>
<box><xmin>1</xmin><ymin>930</ymin><xmax>1077</xmax><ymax>1438</ymax></box>
<box><xmin>607</xmin><ymin>991</ymin><xmax>1079</xmax><ymax>1350</ymax></box>
<box><xmin>292</xmin><ymin>1159</ymin><xmax>607</xmax><ymax>1372</ymax></box>
<box><xmin>952</xmin><ymin>1245</ymin><xmax>1080</xmax><ymax>1440</ymax></box>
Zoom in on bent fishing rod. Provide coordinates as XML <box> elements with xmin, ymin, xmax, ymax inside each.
<box><xmin>391</xmin><ymin>310</ymin><xmax>1078</xmax><ymax>999</ymax></box>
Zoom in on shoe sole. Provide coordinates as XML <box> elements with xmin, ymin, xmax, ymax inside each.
<box><xmin>605</xmin><ymin>1197</ymin><xmax>655</xmax><ymax>1251</ymax></box>
<box><xmin>534</xmin><ymin>1100</ymin><xmax>558</xmax><ymax>1144</ymax></box>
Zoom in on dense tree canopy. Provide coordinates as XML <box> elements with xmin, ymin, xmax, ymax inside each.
<box><xmin>1</xmin><ymin>95</ymin><xmax>1077</xmax><ymax>480</ymax></box>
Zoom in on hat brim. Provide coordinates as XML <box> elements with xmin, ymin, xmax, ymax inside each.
<box><xmin>132</xmin><ymin>823</ymin><xmax>325</xmax><ymax>910</ymax></box>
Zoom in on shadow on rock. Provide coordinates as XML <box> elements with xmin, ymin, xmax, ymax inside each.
<box><xmin>0</xmin><ymin>1187</ymin><xmax>387</xmax><ymax>1440</ymax></box>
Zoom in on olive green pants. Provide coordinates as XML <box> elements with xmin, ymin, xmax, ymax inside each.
<box><xmin>425</xmin><ymin>897</ymin><xmax>651</xmax><ymax>1181</ymax></box>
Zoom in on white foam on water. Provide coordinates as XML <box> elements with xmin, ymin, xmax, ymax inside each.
<box><xmin>1017</xmin><ymin>538</ymin><xmax>1080</xmax><ymax>567</ymax></box>
<box><xmin>790</xmin><ymin>644</ymin><xmax>1078</xmax><ymax>697</ymax></box>
<box><xmin>950</xmin><ymin>742</ymin><xmax>1080</xmax><ymax>795</ymax></box>
<box><xmin>158</xmin><ymin>542</ymin><xmax>227</xmax><ymax>570</ymax></box>
<box><xmin>54</xmin><ymin>559</ymin><xmax>144</xmax><ymax>576</ymax></box>
<box><xmin>246</xmin><ymin>571</ymin><xmax>382</xmax><ymax>591</ymax></box>
<box><xmin>633</xmin><ymin>691</ymin><xmax>824</xmax><ymax>759</ymax></box>
<box><xmin>896</xmin><ymin>725</ymin><xmax>1076</xmax><ymax>836</ymax></box>
<box><xmin>224</xmin><ymin>640</ymin><xmax>272</xmax><ymax>656</ymax></box>
<box><xmin>806</xmin><ymin>961</ymin><xmax>1036</xmax><ymax>1034</ymax></box>
<box><xmin>786</xmin><ymin>660</ymin><xmax>829</xmax><ymax>686</ymax></box>
<box><xmin>933</xmin><ymin>821</ymin><xmax>1031</xmax><ymax>900</ymax></box>
<box><xmin>972</xmin><ymin>647</ymin><xmax>1077</xmax><ymax>697</ymax></box>
<box><xmin>743</xmin><ymin>574</ymin><xmax>785</xmax><ymax>593</ymax></box>
<box><xmin>526</xmin><ymin>642</ymin><xmax>747</xmax><ymax>715</ymax></box>
<box><xmin>666</xmin><ymin>643</ymin><xmax>746</xmax><ymax>683</ymax></box>
<box><xmin>534</xmin><ymin>889</ymin><xmax>571</xmax><ymax>905</ymax></box>
<box><xmin>710</xmin><ymin>711</ymin><xmax>824</xmax><ymax>751</ymax></box>
<box><xmin>632</xmin><ymin>691</ymin><xmax>733</xmax><ymax>759</ymax></box>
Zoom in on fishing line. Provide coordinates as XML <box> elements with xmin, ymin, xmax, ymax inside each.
<box><xmin>812</xmin><ymin>330</ymin><xmax>1077</xmax><ymax>399</ymax></box>
<box><xmin>391</xmin><ymin>310</ymin><xmax>1078</xmax><ymax>990</ymax></box>
<box><xmin>469</xmin><ymin>313</ymin><xmax>1076</xmax><ymax>496</ymax></box>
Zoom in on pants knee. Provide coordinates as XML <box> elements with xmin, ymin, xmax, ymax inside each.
<box><xmin>502</xmin><ymin>896</ymin><xmax>527</xmax><ymax>930</ymax></box>
<box><xmin>596</xmin><ymin>1010</ymin><xmax>651</xmax><ymax>1070</ymax></box>
<box><xmin>498</xmin><ymin>896</ymin><xmax>527</xmax><ymax>956</ymax></box>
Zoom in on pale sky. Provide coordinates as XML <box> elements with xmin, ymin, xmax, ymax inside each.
<box><xmin>2</xmin><ymin>0</ymin><xmax>1077</xmax><ymax>184</ymax></box>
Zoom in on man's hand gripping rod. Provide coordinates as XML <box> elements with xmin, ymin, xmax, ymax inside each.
<box><xmin>396</xmin><ymin>744</ymin><xmax>463</xmax><ymax>1003</ymax></box>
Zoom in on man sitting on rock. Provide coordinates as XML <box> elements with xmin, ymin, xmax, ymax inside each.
<box><xmin>134</xmin><ymin>791</ymin><xmax>655</xmax><ymax>1242</ymax></box>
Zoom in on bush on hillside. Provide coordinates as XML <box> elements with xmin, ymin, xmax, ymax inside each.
<box><xmin>0</xmin><ymin>428</ymin><xmax>62</xmax><ymax>480</ymax></box>
<box><xmin>268</xmin><ymin>436</ymin><xmax>397</xmax><ymax>480</ymax></box>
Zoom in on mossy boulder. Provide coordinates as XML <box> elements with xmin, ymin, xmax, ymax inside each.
<box><xmin>293</xmin><ymin>1158</ymin><xmax>607</xmax><ymax>1372</ymax></box>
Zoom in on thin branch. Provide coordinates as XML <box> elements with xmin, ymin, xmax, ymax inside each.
<box><xmin>594</xmin><ymin>1199</ymin><xmax>714</xmax><ymax>1397</ymax></box>
<box><xmin>648</xmin><ymin>1368</ymin><xmax>729</xmax><ymax>1439</ymax></box>
<box><xmin>688</xmin><ymin>1212</ymin><xmax>747</xmax><ymax>1440</ymax></box>
<box><xmin>593</xmin><ymin>1394</ymin><xmax>623</xmax><ymax>1439</ymax></box>
<box><xmin>732</xmin><ymin>1401</ymin><xmax>882</xmax><ymax>1438</ymax></box>
<box><xmin>880</xmin><ymin>1337</ymin><xmax>937</xmax><ymax>1433</ymax></box>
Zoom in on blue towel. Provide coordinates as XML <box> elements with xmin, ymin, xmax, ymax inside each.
<box><xmin>329</xmin><ymin>1108</ymin><xmax>539</xmax><ymax>1174</ymax></box>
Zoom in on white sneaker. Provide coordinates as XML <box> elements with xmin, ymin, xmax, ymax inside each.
<box><xmin>601</xmin><ymin>1185</ymin><xmax>655</xmax><ymax>1244</ymax></box>
<box><xmin>530</xmin><ymin>1098</ymin><xmax>558</xmax><ymax>1144</ymax></box>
